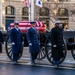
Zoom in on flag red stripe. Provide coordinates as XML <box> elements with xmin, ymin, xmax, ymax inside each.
<box><xmin>24</xmin><ymin>0</ymin><xmax>30</xmax><ymax>6</ymax></box>
<box><xmin>10</xmin><ymin>21</ymin><xmax>46</xmax><ymax>33</ymax></box>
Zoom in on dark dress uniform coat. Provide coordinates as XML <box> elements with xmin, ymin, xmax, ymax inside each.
<box><xmin>0</xmin><ymin>31</ymin><xmax>3</xmax><ymax>43</ymax></box>
<box><xmin>0</xmin><ymin>31</ymin><xmax>3</xmax><ymax>53</ymax></box>
<box><xmin>51</xmin><ymin>27</ymin><xmax>64</xmax><ymax>60</ymax></box>
<box><xmin>26</xmin><ymin>27</ymin><xmax>40</xmax><ymax>53</ymax></box>
<box><xmin>10</xmin><ymin>28</ymin><xmax>23</xmax><ymax>54</ymax></box>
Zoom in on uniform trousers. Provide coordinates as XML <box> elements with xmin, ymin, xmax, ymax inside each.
<box><xmin>30</xmin><ymin>52</ymin><xmax>39</xmax><ymax>63</ymax></box>
<box><xmin>53</xmin><ymin>58</ymin><xmax>59</xmax><ymax>65</ymax></box>
<box><xmin>0</xmin><ymin>42</ymin><xmax>2</xmax><ymax>53</ymax></box>
<box><xmin>13</xmin><ymin>53</ymin><xmax>19</xmax><ymax>62</ymax></box>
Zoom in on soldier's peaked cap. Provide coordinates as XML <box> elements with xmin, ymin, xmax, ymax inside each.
<box><xmin>54</xmin><ymin>20</ymin><xmax>60</xmax><ymax>24</ymax></box>
<box><xmin>14</xmin><ymin>22</ymin><xmax>19</xmax><ymax>25</ymax></box>
<box><xmin>30</xmin><ymin>22</ymin><xmax>36</xmax><ymax>24</ymax></box>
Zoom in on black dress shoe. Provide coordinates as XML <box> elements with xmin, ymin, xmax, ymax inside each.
<box><xmin>0</xmin><ymin>51</ymin><xmax>2</xmax><ymax>53</ymax></box>
<box><xmin>13</xmin><ymin>61</ymin><xmax>18</xmax><ymax>65</ymax></box>
<box><xmin>57</xmin><ymin>64</ymin><xmax>59</xmax><ymax>67</ymax></box>
<box><xmin>31</xmin><ymin>62</ymin><xmax>36</xmax><ymax>65</ymax></box>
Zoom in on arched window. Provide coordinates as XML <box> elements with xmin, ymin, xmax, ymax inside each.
<box><xmin>42</xmin><ymin>0</ymin><xmax>49</xmax><ymax>1</ymax></box>
<box><xmin>58</xmin><ymin>8</ymin><xmax>68</xmax><ymax>16</ymax></box>
<box><xmin>59</xmin><ymin>0</ymin><xmax>68</xmax><ymax>2</ymax></box>
<box><xmin>39</xmin><ymin>8</ymin><xmax>49</xmax><ymax>29</ymax></box>
<box><xmin>22</xmin><ymin>7</ymin><xmax>28</xmax><ymax>16</ymax></box>
<box><xmin>39</xmin><ymin>7</ymin><xmax>49</xmax><ymax>16</ymax></box>
<box><xmin>6</xmin><ymin>6</ymin><xmax>14</xmax><ymax>15</ymax></box>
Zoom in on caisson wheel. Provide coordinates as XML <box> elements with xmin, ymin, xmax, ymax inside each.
<box><xmin>71</xmin><ymin>46</ymin><xmax>75</xmax><ymax>60</ymax></box>
<box><xmin>45</xmin><ymin>38</ymin><xmax>67</xmax><ymax>64</ymax></box>
<box><xmin>45</xmin><ymin>38</ymin><xmax>53</xmax><ymax>63</ymax></box>
<box><xmin>5</xmin><ymin>36</ymin><xmax>23</xmax><ymax>60</ymax></box>
<box><xmin>37</xmin><ymin>46</ymin><xmax>46</xmax><ymax>60</ymax></box>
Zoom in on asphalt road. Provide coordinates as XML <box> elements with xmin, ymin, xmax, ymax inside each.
<box><xmin>1</xmin><ymin>44</ymin><xmax>75</xmax><ymax>66</ymax></box>
<box><xmin>0</xmin><ymin>62</ymin><xmax>75</xmax><ymax>75</ymax></box>
<box><xmin>0</xmin><ymin>44</ymin><xmax>75</xmax><ymax>75</ymax></box>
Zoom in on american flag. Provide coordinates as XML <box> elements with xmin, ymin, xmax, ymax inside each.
<box><xmin>24</xmin><ymin>0</ymin><xmax>30</xmax><ymax>7</ymax></box>
<box><xmin>36</xmin><ymin>21</ymin><xmax>42</xmax><ymax>27</ymax></box>
<box><xmin>10</xmin><ymin>21</ymin><xmax>46</xmax><ymax>33</ymax></box>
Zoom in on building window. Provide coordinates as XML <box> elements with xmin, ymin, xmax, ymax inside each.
<box><xmin>58</xmin><ymin>8</ymin><xmax>68</xmax><ymax>16</ymax></box>
<box><xmin>59</xmin><ymin>0</ymin><xmax>68</xmax><ymax>2</ymax></box>
<box><xmin>39</xmin><ymin>8</ymin><xmax>49</xmax><ymax>16</ymax></box>
<box><xmin>39</xmin><ymin>8</ymin><xmax>49</xmax><ymax>29</ymax></box>
<box><xmin>6</xmin><ymin>6</ymin><xmax>14</xmax><ymax>15</ymax></box>
<box><xmin>22</xmin><ymin>7</ymin><xmax>28</xmax><ymax>16</ymax></box>
<box><xmin>42</xmin><ymin>0</ymin><xmax>49</xmax><ymax>2</ymax></box>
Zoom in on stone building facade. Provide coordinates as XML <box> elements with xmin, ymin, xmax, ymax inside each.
<box><xmin>0</xmin><ymin>0</ymin><xmax>75</xmax><ymax>30</ymax></box>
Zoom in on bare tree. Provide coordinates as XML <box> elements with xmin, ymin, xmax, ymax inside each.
<box><xmin>48</xmin><ymin>0</ymin><xmax>63</xmax><ymax>23</ymax></box>
<box><xmin>69</xmin><ymin>4</ymin><xmax>75</xmax><ymax>22</ymax></box>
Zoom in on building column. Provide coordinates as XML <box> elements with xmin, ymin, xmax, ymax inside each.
<box><xmin>30</xmin><ymin>0</ymin><xmax>34</xmax><ymax>21</ymax></box>
<box><xmin>0</xmin><ymin>0</ymin><xmax>3</xmax><ymax>30</ymax></box>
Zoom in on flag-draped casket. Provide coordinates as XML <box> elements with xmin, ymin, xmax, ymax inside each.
<box><xmin>10</xmin><ymin>21</ymin><xmax>46</xmax><ymax>33</ymax></box>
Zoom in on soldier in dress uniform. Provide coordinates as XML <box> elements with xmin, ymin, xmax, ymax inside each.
<box><xmin>10</xmin><ymin>23</ymin><xmax>24</xmax><ymax>64</ymax></box>
<box><xmin>0</xmin><ymin>31</ymin><xmax>3</xmax><ymax>53</ymax></box>
<box><xmin>26</xmin><ymin>22</ymin><xmax>40</xmax><ymax>65</ymax></box>
<box><xmin>51</xmin><ymin>20</ymin><xmax>64</xmax><ymax>67</ymax></box>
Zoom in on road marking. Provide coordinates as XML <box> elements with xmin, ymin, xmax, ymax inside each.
<box><xmin>1</xmin><ymin>56</ymin><xmax>75</xmax><ymax>70</ymax></box>
<box><xmin>0</xmin><ymin>59</ymin><xmax>75</xmax><ymax>70</ymax></box>
<box><xmin>0</xmin><ymin>56</ymin><xmax>75</xmax><ymax>64</ymax></box>
<box><xmin>20</xmin><ymin>57</ymin><xmax>30</xmax><ymax>60</ymax></box>
<box><xmin>24</xmin><ymin>62</ymin><xmax>75</xmax><ymax>70</ymax></box>
<box><xmin>64</xmin><ymin>60</ymin><xmax>75</xmax><ymax>63</ymax></box>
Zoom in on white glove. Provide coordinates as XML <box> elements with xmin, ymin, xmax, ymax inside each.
<box><xmin>62</xmin><ymin>44</ymin><xmax>64</xmax><ymax>46</ymax></box>
<box><xmin>29</xmin><ymin>43</ymin><xmax>32</xmax><ymax>46</ymax></box>
<box><xmin>12</xmin><ymin>42</ymin><xmax>15</xmax><ymax>45</ymax></box>
<box><xmin>53</xmin><ymin>45</ymin><xmax>57</xmax><ymax>47</ymax></box>
<box><xmin>39</xmin><ymin>43</ymin><xmax>40</xmax><ymax>45</ymax></box>
<box><xmin>22</xmin><ymin>42</ymin><xmax>24</xmax><ymax>45</ymax></box>
<box><xmin>48</xmin><ymin>43</ymin><xmax>51</xmax><ymax>46</ymax></box>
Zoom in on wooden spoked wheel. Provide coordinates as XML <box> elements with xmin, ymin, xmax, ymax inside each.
<box><xmin>45</xmin><ymin>38</ymin><xmax>67</xmax><ymax>64</ymax></box>
<box><xmin>5</xmin><ymin>36</ymin><xmax>23</xmax><ymax>60</ymax></box>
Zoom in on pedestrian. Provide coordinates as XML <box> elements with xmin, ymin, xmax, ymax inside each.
<box><xmin>0</xmin><ymin>31</ymin><xmax>3</xmax><ymax>53</ymax></box>
<box><xmin>51</xmin><ymin>20</ymin><xmax>64</xmax><ymax>67</ymax></box>
<box><xmin>10</xmin><ymin>22</ymin><xmax>24</xmax><ymax>64</ymax></box>
<box><xmin>26</xmin><ymin>22</ymin><xmax>40</xmax><ymax>65</ymax></box>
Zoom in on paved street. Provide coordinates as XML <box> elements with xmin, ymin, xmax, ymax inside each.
<box><xmin>0</xmin><ymin>63</ymin><xmax>75</xmax><ymax>75</ymax></box>
<box><xmin>0</xmin><ymin>44</ymin><xmax>75</xmax><ymax>75</ymax></box>
<box><xmin>1</xmin><ymin>44</ymin><xmax>75</xmax><ymax>67</ymax></box>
